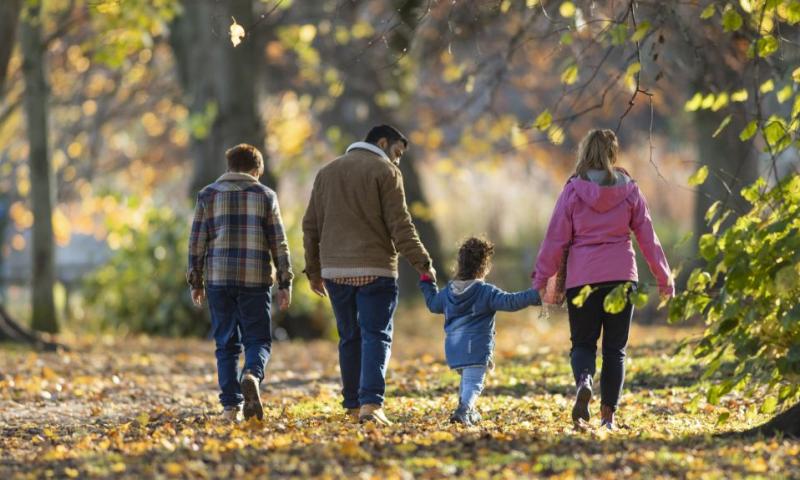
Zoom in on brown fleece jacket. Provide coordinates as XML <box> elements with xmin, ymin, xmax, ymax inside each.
<box><xmin>302</xmin><ymin>147</ymin><xmax>432</xmax><ymax>281</ymax></box>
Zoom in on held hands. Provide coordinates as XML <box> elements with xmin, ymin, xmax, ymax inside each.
<box><xmin>191</xmin><ymin>288</ymin><xmax>206</xmax><ymax>308</ymax></box>
<box><xmin>540</xmin><ymin>275</ymin><xmax>565</xmax><ymax>306</ymax></box>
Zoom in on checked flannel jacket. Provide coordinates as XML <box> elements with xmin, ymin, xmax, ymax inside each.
<box><xmin>187</xmin><ymin>172</ymin><xmax>293</xmax><ymax>290</ymax></box>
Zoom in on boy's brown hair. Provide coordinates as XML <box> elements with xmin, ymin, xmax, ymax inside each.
<box><xmin>226</xmin><ymin>143</ymin><xmax>263</xmax><ymax>173</ymax></box>
<box><xmin>455</xmin><ymin>237</ymin><xmax>495</xmax><ymax>280</ymax></box>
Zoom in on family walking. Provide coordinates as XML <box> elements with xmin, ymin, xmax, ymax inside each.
<box><xmin>186</xmin><ymin>124</ymin><xmax>674</xmax><ymax>429</ymax></box>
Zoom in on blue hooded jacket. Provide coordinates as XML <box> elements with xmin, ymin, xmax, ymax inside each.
<box><xmin>420</xmin><ymin>279</ymin><xmax>541</xmax><ymax>369</ymax></box>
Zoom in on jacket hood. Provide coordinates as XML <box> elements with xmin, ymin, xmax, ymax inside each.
<box><xmin>217</xmin><ymin>172</ymin><xmax>260</xmax><ymax>184</ymax></box>
<box><xmin>444</xmin><ymin>280</ymin><xmax>483</xmax><ymax>316</ymax></box>
<box><xmin>569</xmin><ymin>175</ymin><xmax>638</xmax><ymax>213</ymax></box>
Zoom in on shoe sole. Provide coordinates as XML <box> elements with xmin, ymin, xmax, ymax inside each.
<box><xmin>241</xmin><ymin>376</ymin><xmax>264</xmax><ymax>421</ymax></box>
<box><xmin>359</xmin><ymin>414</ymin><xmax>392</xmax><ymax>426</ymax></box>
<box><xmin>571</xmin><ymin>385</ymin><xmax>592</xmax><ymax>424</ymax></box>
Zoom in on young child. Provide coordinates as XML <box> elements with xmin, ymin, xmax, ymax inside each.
<box><xmin>187</xmin><ymin>144</ymin><xmax>293</xmax><ymax>423</ymax></box>
<box><xmin>419</xmin><ymin>237</ymin><xmax>541</xmax><ymax>425</ymax></box>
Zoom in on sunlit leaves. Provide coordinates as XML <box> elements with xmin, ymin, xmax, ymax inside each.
<box><xmin>712</xmin><ymin>115</ymin><xmax>732</xmax><ymax>138</ymax></box>
<box><xmin>630</xmin><ymin>21</ymin><xmax>651</xmax><ymax>42</ymax></box>
<box><xmin>698</xmin><ymin>233</ymin><xmax>718</xmax><ymax>261</ymax></box>
<box><xmin>759</xmin><ymin>79</ymin><xmax>775</xmax><ymax>93</ymax></box>
<box><xmin>547</xmin><ymin>124</ymin><xmax>565</xmax><ymax>145</ymax></box>
<box><xmin>756</xmin><ymin>35</ymin><xmax>779</xmax><ymax>57</ymax></box>
<box><xmin>739</xmin><ymin>120</ymin><xmax>758</xmax><ymax>141</ymax></box>
<box><xmin>776</xmin><ymin>85</ymin><xmax>793</xmax><ymax>103</ymax></box>
<box><xmin>688</xmin><ymin>165</ymin><xmax>709</xmax><ymax>186</ymax></box>
<box><xmin>560</xmin><ymin>64</ymin><xmax>578</xmax><ymax>85</ymax></box>
<box><xmin>229</xmin><ymin>17</ymin><xmax>245</xmax><ymax>47</ymax></box>
<box><xmin>603</xmin><ymin>282</ymin><xmax>632</xmax><ymax>314</ymax></box>
<box><xmin>763</xmin><ymin>117</ymin><xmax>791</xmax><ymax>152</ymax></box>
<box><xmin>532</xmin><ymin>109</ymin><xmax>552</xmax><ymax>131</ymax></box>
<box><xmin>793</xmin><ymin>67</ymin><xmax>800</xmax><ymax>83</ymax></box>
<box><xmin>700</xmin><ymin>4</ymin><xmax>716</xmax><ymax>19</ymax></box>
<box><xmin>685</xmin><ymin>92</ymin><xmax>703</xmax><ymax>112</ymax></box>
<box><xmin>559</xmin><ymin>1</ymin><xmax>576</xmax><ymax>18</ymax></box>
<box><xmin>571</xmin><ymin>285</ymin><xmax>594</xmax><ymax>308</ymax></box>
<box><xmin>610</xmin><ymin>24</ymin><xmax>628</xmax><ymax>45</ymax></box>
<box><xmin>722</xmin><ymin>7</ymin><xmax>743</xmax><ymax>32</ymax></box>
<box><xmin>731</xmin><ymin>89</ymin><xmax>749</xmax><ymax>102</ymax></box>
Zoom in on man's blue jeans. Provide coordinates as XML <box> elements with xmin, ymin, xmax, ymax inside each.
<box><xmin>324</xmin><ymin>277</ymin><xmax>399</xmax><ymax>409</ymax></box>
<box><xmin>206</xmin><ymin>285</ymin><xmax>272</xmax><ymax>408</ymax></box>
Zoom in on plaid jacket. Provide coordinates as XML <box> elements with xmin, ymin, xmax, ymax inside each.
<box><xmin>187</xmin><ymin>172</ymin><xmax>293</xmax><ymax>290</ymax></box>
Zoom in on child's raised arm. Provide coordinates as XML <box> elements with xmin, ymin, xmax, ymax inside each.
<box><xmin>488</xmin><ymin>286</ymin><xmax>541</xmax><ymax>312</ymax></box>
<box><xmin>419</xmin><ymin>274</ymin><xmax>445</xmax><ymax>314</ymax></box>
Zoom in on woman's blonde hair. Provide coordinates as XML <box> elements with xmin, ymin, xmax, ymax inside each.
<box><xmin>574</xmin><ymin>129</ymin><xmax>619</xmax><ymax>186</ymax></box>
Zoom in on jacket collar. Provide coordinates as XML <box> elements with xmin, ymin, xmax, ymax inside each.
<box><xmin>217</xmin><ymin>172</ymin><xmax>260</xmax><ymax>183</ymax></box>
<box><xmin>346</xmin><ymin>141</ymin><xmax>394</xmax><ymax>164</ymax></box>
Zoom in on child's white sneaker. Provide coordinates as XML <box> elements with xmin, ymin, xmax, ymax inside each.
<box><xmin>221</xmin><ymin>405</ymin><xmax>243</xmax><ymax>423</ymax></box>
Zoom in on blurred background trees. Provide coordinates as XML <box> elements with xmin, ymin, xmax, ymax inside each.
<box><xmin>0</xmin><ymin>0</ymin><xmax>797</xmax><ymax>354</ymax></box>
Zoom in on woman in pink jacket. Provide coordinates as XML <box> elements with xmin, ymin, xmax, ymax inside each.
<box><xmin>532</xmin><ymin>129</ymin><xmax>674</xmax><ymax>429</ymax></box>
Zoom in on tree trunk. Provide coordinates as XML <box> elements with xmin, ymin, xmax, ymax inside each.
<box><xmin>0</xmin><ymin>304</ymin><xmax>61</xmax><ymax>351</ymax></box>
<box><xmin>170</xmin><ymin>0</ymin><xmax>276</xmax><ymax>195</ymax></box>
<box><xmin>21</xmin><ymin>3</ymin><xmax>58</xmax><ymax>333</ymax></box>
<box><xmin>0</xmin><ymin>0</ymin><xmax>23</xmax><ymax>97</ymax></box>
<box><xmin>743</xmin><ymin>400</ymin><xmax>800</xmax><ymax>438</ymax></box>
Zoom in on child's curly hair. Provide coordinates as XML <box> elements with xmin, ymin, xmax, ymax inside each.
<box><xmin>455</xmin><ymin>237</ymin><xmax>495</xmax><ymax>280</ymax></box>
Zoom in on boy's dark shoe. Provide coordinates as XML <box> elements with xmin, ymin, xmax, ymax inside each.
<box><xmin>241</xmin><ymin>370</ymin><xmax>264</xmax><ymax>421</ymax></box>
<box><xmin>571</xmin><ymin>371</ymin><xmax>592</xmax><ymax>425</ymax></box>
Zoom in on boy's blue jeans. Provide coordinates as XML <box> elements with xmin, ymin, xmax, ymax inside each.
<box><xmin>206</xmin><ymin>285</ymin><xmax>272</xmax><ymax>408</ymax></box>
<box><xmin>458</xmin><ymin>366</ymin><xmax>487</xmax><ymax>409</ymax></box>
<box><xmin>324</xmin><ymin>277</ymin><xmax>399</xmax><ymax>409</ymax></box>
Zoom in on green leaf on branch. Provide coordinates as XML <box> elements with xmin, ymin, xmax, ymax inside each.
<box><xmin>699</xmin><ymin>234</ymin><xmax>718</xmax><ymax>261</ymax></box>
<box><xmin>712</xmin><ymin>115</ymin><xmax>732</xmax><ymax>138</ymax></box>
<box><xmin>739</xmin><ymin>120</ymin><xmax>758</xmax><ymax>141</ymax></box>
<box><xmin>533</xmin><ymin>110</ymin><xmax>552</xmax><ymax>131</ymax></box>
<box><xmin>631</xmin><ymin>291</ymin><xmax>649</xmax><ymax>309</ymax></box>
<box><xmin>756</xmin><ymin>35</ymin><xmax>779</xmax><ymax>57</ymax></box>
<box><xmin>688</xmin><ymin>165</ymin><xmax>709</xmax><ymax>186</ymax></box>
<box><xmin>793</xmin><ymin>66</ymin><xmax>800</xmax><ymax>83</ymax></box>
<box><xmin>731</xmin><ymin>89</ymin><xmax>748</xmax><ymax>102</ymax></box>
<box><xmin>764</xmin><ymin>118</ymin><xmax>790</xmax><ymax>152</ymax></box>
<box><xmin>776</xmin><ymin>85</ymin><xmax>793</xmax><ymax>103</ymax></box>
<box><xmin>700</xmin><ymin>4</ymin><xmax>715</xmax><ymax>19</ymax></box>
<box><xmin>561</xmin><ymin>64</ymin><xmax>578</xmax><ymax>85</ymax></box>
<box><xmin>760</xmin><ymin>79</ymin><xmax>774</xmax><ymax>93</ymax></box>
<box><xmin>631</xmin><ymin>21</ymin><xmax>651</xmax><ymax>42</ymax></box>
<box><xmin>722</xmin><ymin>8</ymin><xmax>743</xmax><ymax>32</ymax></box>
<box><xmin>685</xmin><ymin>92</ymin><xmax>703</xmax><ymax>111</ymax></box>
<box><xmin>603</xmin><ymin>283</ymin><xmax>631</xmax><ymax>314</ymax></box>
<box><xmin>571</xmin><ymin>285</ymin><xmax>595</xmax><ymax>308</ymax></box>
<box><xmin>610</xmin><ymin>24</ymin><xmax>628</xmax><ymax>45</ymax></box>
<box><xmin>760</xmin><ymin>396</ymin><xmax>778</xmax><ymax>414</ymax></box>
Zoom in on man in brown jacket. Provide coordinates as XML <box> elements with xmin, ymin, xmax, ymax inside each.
<box><xmin>302</xmin><ymin>125</ymin><xmax>435</xmax><ymax>425</ymax></box>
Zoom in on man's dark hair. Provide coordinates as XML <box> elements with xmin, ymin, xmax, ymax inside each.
<box><xmin>365</xmin><ymin>124</ymin><xmax>408</xmax><ymax>148</ymax></box>
<box><xmin>455</xmin><ymin>237</ymin><xmax>495</xmax><ymax>280</ymax></box>
<box><xmin>226</xmin><ymin>144</ymin><xmax>264</xmax><ymax>172</ymax></box>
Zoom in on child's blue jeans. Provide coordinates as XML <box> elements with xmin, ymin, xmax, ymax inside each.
<box><xmin>458</xmin><ymin>366</ymin><xmax>487</xmax><ymax>409</ymax></box>
<box><xmin>206</xmin><ymin>285</ymin><xmax>272</xmax><ymax>408</ymax></box>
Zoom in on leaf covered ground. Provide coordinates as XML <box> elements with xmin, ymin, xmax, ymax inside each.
<box><xmin>1</xmin><ymin>309</ymin><xmax>798</xmax><ymax>479</ymax></box>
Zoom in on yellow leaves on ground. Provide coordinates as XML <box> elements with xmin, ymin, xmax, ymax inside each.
<box><xmin>1</xmin><ymin>327</ymin><xmax>799</xmax><ymax>478</ymax></box>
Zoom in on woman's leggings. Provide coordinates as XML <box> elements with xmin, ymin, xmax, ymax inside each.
<box><xmin>566</xmin><ymin>281</ymin><xmax>635</xmax><ymax>411</ymax></box>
